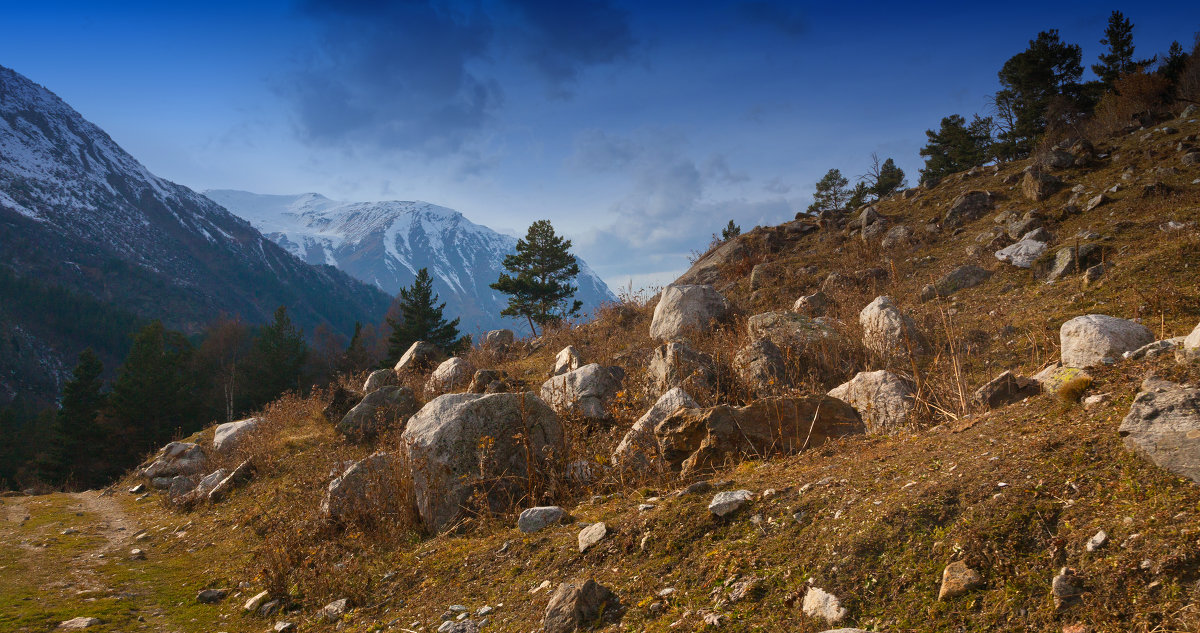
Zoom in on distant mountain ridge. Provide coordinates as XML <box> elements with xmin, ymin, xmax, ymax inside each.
<box><xmin>204</xmin><ymin>190</ymin><xmax>616</xmax><ymax>335</ymax></box>
<box><xmin>0</xmin><ymin>64</ymin><xmax>390</xmax><ymax>405</ymax></box>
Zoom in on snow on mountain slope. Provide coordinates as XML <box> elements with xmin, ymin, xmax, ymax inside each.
<box><xmin>204</xmin><ymin>190</ymin><xmax>617</xmax><ymax>335</ymax></box>
<box><xmin>0</xmin><ymin>64</ymin><xmax>391</xmax><ymax>404</ymax></box>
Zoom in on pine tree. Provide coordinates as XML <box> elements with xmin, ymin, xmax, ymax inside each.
<box><xmin>919</xmin><ymin>114</ymin><xmax>994</xmax><ymax>185</ymax></box>
<box><xmin>721</xmin><ymin>220</ymin><xmax>741</xmax><ymax>241</ymax></box>
<box><xmin>805</xmin><ymin>168</ymin><xmax>851</xmax><ymax>215</ymax></box>
<box><xmin>1092</xmin><ymin>11</ymin><xmax>1155</xmax><ymax>86</ymax></box>
<box><xmin>993</xmin><ymin>30</ymin><xmax>1083</xmax><ymax>159</ymax></box>
<box><xmin>873</xmin><ymin>158</ymin><xmax>907</xmax><ymax>198</ymax></box>
<box><xmin>386</xmin><ymin>269</ymin><xmax>462</xmax><ymax>361</ymax></box>
<box><xmin>1159</xmin><ymin>41</ymin><xmax>1189</xmax><ymax>87</ymax></box>
<box><xmin>51</xmin><ymin>349</ymin><xmax>106</xmax><ymax>487</ymax></box>
<box><xmin>105</xmin><ymin>322</ymin><xmax>202</xmax><ymax>475</ymax></box>
<box><xmin>491</xmin><ymin>220</ymin><xmax>582</xmax><ymax>335</ymax></box>
<box><xmin>239</xmin><ymin>306</ymin><xmax>308</xmax><ymax>411</ymax></box>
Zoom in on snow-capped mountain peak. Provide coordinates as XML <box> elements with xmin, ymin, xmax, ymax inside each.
<box><xmin>205</xmin><ymin>190</ymin><xmax>615</xmax><ymax>334</ymax></box>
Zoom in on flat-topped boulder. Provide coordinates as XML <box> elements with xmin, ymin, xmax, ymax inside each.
<box><xmin>212</xmin><ymin>417</ymin><xmax>264</xmax><ymax>455</ymax></box>
<box><xmin>1060</xmin><ymin>314</ymin><xmax>1153</xmax><ymax>368</ymax></box>
<box><xmin>827</xmin><ymin>370</ymin><xmax>914</xmax><ymax>433</ymax></box>
<box><xmin>337</xmin><ymin>386</ymin><xmax>419</xmax><ymax>441</ymax></box>
<box><xmin>393</xmin><ymin>341</ymin><xmax>446</xmax><ymax>374</ymax></box>
<box><xmin>424</xmin><ymin>357</ymin><xmax>476</xmax><ymax>398</ymax></box>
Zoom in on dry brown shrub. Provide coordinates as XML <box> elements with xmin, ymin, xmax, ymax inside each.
<box><xmin>1087</xmin><ymin>71</ymin><xmax>1172</xmax><ymax>139</ymax></box>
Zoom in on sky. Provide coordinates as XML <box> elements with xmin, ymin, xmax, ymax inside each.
<box><xmin>3</xmin><ymin>1</ymin><xmax>1198</xmax><ymax>291</ymax></box>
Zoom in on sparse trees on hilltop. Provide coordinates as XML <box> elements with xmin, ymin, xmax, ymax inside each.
<box><xmin>993</xmin><ymin>30</ymin><xmax>1083</xmax><ymax>159</ymax></box>
<box><xmin>491</xmin><ymin>220</ymin><xmax>582</xmax><ymax>336</ymax></box>
<box><xmin>919</xmin><ymin>114</ymin><xmax>993</xmax><ymax>185</ymax></box>
<box><xmin>806</xmin><ymin>168</ymin><xmax>851</xmax><ymax>216</ymax></box>
<box><xmin>721</xmin><ymin>220</ymin><xmax>741</xmax><ymax>241</ymax></box>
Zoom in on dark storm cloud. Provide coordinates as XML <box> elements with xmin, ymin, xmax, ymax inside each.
<box><xmin>286</xmin><ymin>0</ymin><xmax>637</xmax><ymax>155</ymax></box>
<box><xmin>737</xmin><ymin>1</ymin><xmax>806</xmax><ymax>37</ymax></box>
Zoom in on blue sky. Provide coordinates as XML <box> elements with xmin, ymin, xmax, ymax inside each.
<box><xmin>3</xmin><ymin>1</ymin><xmax>1197</xmax><ymax>290</ymax></box>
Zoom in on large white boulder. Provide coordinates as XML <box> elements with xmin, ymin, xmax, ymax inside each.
<box><xmin>401</xmin><ymin>392</ymin><xmax>564</xmax><ymax>532</ymax></box>
<box><xmin>827</xmin><ymin>370</ymin><xmax>914</xmax><ymax>433</ymax></box>
<box><xmin>337</xmin><ymin>386</ymin><xmax>419</xmax><ymax>441</ymax></box>
<box><xmin>540</xmin><ymin>363</ymin><xmax>623</xmax><ymax>420</ymax></box>
<box><xmin>649</xmin><ymin>284</ymin><xmax>731</xmax><ymax>341</ymax></box>
<box><xmin>363</xmin><ymin>368</ymin><xmax>397</xmax><ymax>393</ymax></box>
<box><xmin>212</xmin><ymin>417</ymin><xmax>264</xmax><ymax>455</ymax></box>
<box><xmin>483</xmin><ymin>329</ymin><xmax>515</xmax><ymax>347</ymax></box>
<box><xmin>612</xmin><ymin>388</ymin><xmax>698</xmax><ymax>470</ymax></box>
<box><xmin>1060</xmin><ymin>314</ymin><xmax>1154</xmax><ymax>368</ymax></box>
<box><xmin>142</xmin><ymin>442</ymin><xmax>208</xmax><ymax>479</ymax></box>
<box><xmin>860</xmin><ymin>296</ymin><xmax>925</xmax><ymax>356</ymax></box>
<box><xmin>1178</xmin><ymin>321</ymin><xmax>1200</xmax><ymax>363</ymax></box>
<box><xmin>995</xmin><ymin>234</ymin><xmax>1050</xmax><ymax>268</ymax></box>
<box><xmin>1120</xmin><ymin>376</ymin><xmax>1200</xmax><ymax>483</ymax></box>
<box><xmin>319</xmin><ymin>452</ymin><xmax>402</xmax><ymax>522</ymax></box>
<box><xmin>424</xmin><ymin>357</ymin><xmax>476</xmax><ymax>398</ymax></box>
<box><xmin>393</xmin><ymin>341</ymin><xmax>446</xmax><ymax>374</ymax></box>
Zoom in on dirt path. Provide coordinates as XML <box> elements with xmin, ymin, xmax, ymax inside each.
<box><xmin>70</xmin><ymin>490</ymin><xmax>140</xmax><ymax>552</ymax></box>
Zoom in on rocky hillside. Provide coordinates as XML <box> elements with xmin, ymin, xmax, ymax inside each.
<box><xmin>204</xmin><ymin>190</ymin><xmax>616</xmax><ymax>336</ymax></box>
<box><xmin>0</xmin><ymin>66</ymin><xmax>391</xmax><ymax>405</ymax></box>
<box><xmin>3</xmin><ymin>107</ymin><xmax>1200</xmax><ymax>633</ymax></box>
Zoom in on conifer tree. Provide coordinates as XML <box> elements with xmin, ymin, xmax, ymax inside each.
<box><xmin>51</xmin><ymin>349</ymin><xmax>106</xmax><ymax>486</ymax></box>
<box><xmin>1092</xmin><ymin>11</ymin><xmax>1155</xmax><ymax>86</ymax></box>
<box><xmin>386</xmin><ymin>269</ymin><xmax>462</xmax><ymax>361</ymax></box>
<box><xmin>993</xmin><ymin>30</ymin><xmax>1083</xmax><ymax>159</ymax></box>
<box><xmin>805</xmin><ymin>168</ymin><xmax>851</xmax><ymax>215</ymax></box>
<box><xmin>239</xmin><ymin>306</ymin><xmax>308</xmax><ymax>411</ymax></box>
<box><xmin>919</xmin><ymin>114</ymin><xmax>994</xmax><ymax>185</ymax></box>
<box><xmin>721</xmin><ymin>220</ymin><xmax>741</xmax><ymax>241</ymax></box>
<box><xmin>491</xmin><ymin>220</ymin><xmax>582</xmax><ymax>336</ymax></box>
<box><xmin>105</xmin><ymin>322</ymin><xmax>202</xmax><ymax>474</ymax></box>
<box><xmin>872</xmin><ymin>158</ymin><xmax>907</xmax><ymax>198</ymax></box>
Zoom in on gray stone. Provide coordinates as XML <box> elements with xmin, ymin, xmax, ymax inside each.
<box><xmin>650</xmin><ymin>284</ymin><xmax>731</xmax><ymax>341</ymax></box>
<box><xmin>337</xmin><ymin>386</ymin><xmax>419</xmax><ymax>441</ymax></box>
<box><xmin>58</xmin><ymin>617</ymin><xmax>102</xmax><ymax>629</ymax></box>
<box><xmin>648</xmin><ymin>342</ymin><xmax>717</xmax><ymax>396</ymax></box>
<box><xmin>943</xmin><ymin>191</ymin><xmax>996</xmax><ymax>227</ymax></box>
<box><xmin>1052</xmin><ymin>567</ymin><xmax>1083</xmax><ymax>608</ymax></box>
<box><xmin>1177</xmin><ymin>321</ymin><xmax>1200</xmax><ymax>363</ymax></box>
<box><xmin>733</xmin><ymin>338</ymin><xmax>787</xmax><ymax>391</ymax></box>
<box><xmin>1045</xmin><ymin>148</ymin><xmax>1075</xmax><ymax>170</ymax></box>
<box><xmin>394</xmin><ymin>341</ymin><xmax>446</xmax><ymax>374</ymax></box>
<box><xmin>1124</xmin><ymin>338</ymin><xmax>1182</xmax><ymax>361</ymax></box>
<box><xmin>364</xmin><ymin>368</ymin><xmax>397</xmax><ymax>393</ymax></box>
<box><xmin>577</xmin><ymin>522</ymin><xmax>607</xmax><ymax>552</ymax></box>
<box><xmin>467</xmin><ymin>369</ymin><xmax>507</xmax><ymax>394</ymax></box>
<box><xmin>425</xmin><ymin>357</ymin><xmax>476</xmax><ymax>398</ymax></box>
<box><xmin>1023</xmin><ymin>169</ymin><xmax>1062</xmax><ymax>201</ymax></box>
<box><xmin>1086</xmin><ymin>530</ymin><xmax>1108</xmax><ymax>552</ymax></box>
<box><xmin>1032</xmin><ymin>364</ymin><xmax>1092</xmax><ymax>394</ymax></box>
<box><xmin>1060</xmin><ymin>315</ymin><xmax>1154</xmax><ymax>368</ymax></box>
<box><xmin>553</xmin><ymin>345</ymin><xmax>582</xmax><ymax>376</ymax></box>
<box><xmin>1119</xmin><ymin>376</ymin><xmax>1200</xmax><ymax>483</ymax></box>
<box><xmin>207</xmin><ymin>458</ymin><xmax>254</xmax><ymax>502</ymax></box>
<box><xmin>541</xmin><ymin>363</ymin><xmax>623</xmax><ymax>420</ymax></box>
<box><xmin>196</xmin><ymin>588</ymin><xmax>228</xmax><ymax>604</ymax></box>
<box><xmin>880</xmin><ymin>225</ymin><xmax>912</xmax><ymax>249</ymax></box>
<box><xmin>802</xmin><ymin>587</ymin><xmax>846</xmax><ymax>624</ymax></box>
<box><xmin>517</xmin><ymin>506</ymin><xmax>565</xmax><ymax>533</ymax></box>
<box><xmin>995</xmin><ymin>238</ymin><xmax>1049</xmax><ymax>269</ymax></box>
<box><xmin>793</xmin><ymin>290</ymin><xmax>833</xmax><ymax>317</ymax></box>
<box><xmin>319</xmin><ymin>452</ymin><xmax>402</xmax><ymax>522</ymax></box>
<box><xmin>142</xmin><ymin>442</ymin><xmax>208</xmax><ymax>479</ymax></box>
<box><xmin>1040</xmin><ymin>244</ymin><xmax>1103</xmax><ymax>282</ymax></box>
<box><xmin>244</xmin><ymin>591</ymin><xmax>270</xmax><ymax>613</ymax></box>
<box><xmin>921</xmin><ymin>265</ymin><xmax>992</xmax><ymax>301</ymax></box>
<box><xmin>708</xmin><ymin>489</ymin><xmax>753</xmax><ymax>517</ymax></box>
<box><xmin>483</xmin><ymin>329</ymin><xmax>515</xmax><ymax>347</ymax></box>
<box><xmin>195</xmin><ymin>468</ymin><xmax>228</xmax><ymax>497</ymax></box>
<box><xmin>613</xmin><ymin>388</ymin><xmax>698</xmax><ymax>470</ymax></box>
<box><xmin>938</xmin><ymin>561</ymin><xmax>982</xmax><ymax>600</ymax></box>
<box><xmin>402</xmin><ymin>393</ymin><xmax>564</xmax><ymax>531</ymax></box>
<box><xmin>747</xmin><ymin>311</ymin><xmax>839</xmax><ymax>352</ymax></box>
<box><xmin>860</xmin><ymin>296</ymin><xmax>926</xmax><ymax>356</ymax></box>
<box><xmin>543</xmin><ymin>579</ymin><xmax>619</xmax><ymax>633</ymax></box>
<box><xmin>438</xmin><ymin>621</ymin><xmax>480</xmax><ymax>633</ymax></box>
<box><xmin>827</xmin><ymin>370</ymin><xmax>914</xmax><ymax>433</ymax></box>
<box><xmin>212</xmin><ymin>417</ymin><xmax>263</xmax><ymax>455</ymax></box>
<box><xmin>973</xmin><ymin>371</ymin><xmax>1039</xmax><ymax>409</ymax></box>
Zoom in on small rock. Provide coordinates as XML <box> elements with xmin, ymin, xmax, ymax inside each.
<box><xmin>321</xmin><ymin>598</ymin><xmax>350</xmax><ymax>621</ymax></box>
<box><xmin>244</xmin><ymin>590</ymin><xmax>270</xmax><ymax>612</ymax></box>
<box><xmin>938</xmin><ymin>561</ymin><xmax>983</xmax><ymax>600</ymax></box>
<box><xmin>801</xmin><ymin>587</ymin><xmax>846</xmax><ymax>624</ymax></box>
<box><xmin>543</xmin><ymin>579</ymin><xmax>620</xmax><ymax>633</ymax></box>
<box><xmin>708</xmin><ymin>490</ymin><xmax>753</xmax><ymax>517</ymax></box>
<box><xmin>58</xmin><ymin>617</ymin><xmax>102</xmax><ymax>630</ymax></box>
<box><xmin>578</xmin><ymin>522</ymin><xmax>607</xmax><ymax>552</ymax></box>
<box><xmin>1052</xmin><ymin>567</ymin><xmax>1083</xmax><ymax>609</ymax></box>
<box><xmin>1085</xmin><ymin>530</ymin><xmax>1108</xmax><ymax>552</ymax></box>
<box><xmin>518</xmin><ymin>506</ymin><xmax>565</xmax><ymax>533</ymax></box>
<box><xmin>196</xmin><ymin>588</ymin><xmax>228</xmax><ymax>604</ymax></box>
<box><xmin>273</xmin><ymin>622</ymin><xmax>296</xmax><ymax>633</ymax></box>
<box><xmin>129</xmin><ymin>549</ymin><xmax>146</xmax><ymax>560</ymax></box>
<box><xmin>127</xmin><ymin>484</ymin><xmax>144</xmax><ymax>494</ymax></box>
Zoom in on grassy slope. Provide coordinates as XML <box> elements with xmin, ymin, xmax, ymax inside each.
<box><xmin>3</xmin><ymin>116</ymin><xmax>1200</xmax><ymax>632</ymax></box>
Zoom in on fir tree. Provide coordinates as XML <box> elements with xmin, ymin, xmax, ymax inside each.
<box><xmin>105</xmin><ymin>322</ymin><xmax>202</xmax><ymax>475</ymax></box>
<box><xmin>1092</xmin><ymin>11</ymin><xmax>1155</xmax><ymax>86</ymax></box>
<box><xmin>386</xmin><ymin>269</ymin><xmax>462</xmax><ymax>361</ymax></box>
<box><xmin>721</xmin><ymin>220</ymin><xmax>741</xmax><ymax>241</ymax></box>
<box><xmin>805</xmin><ymin>168</ymin><xmax>851</xmax><ymax>215</ymax></box>
<box><xmin>873</xmin><ymin>158</ymin><xmax>907</xmax><ymax>198</ymax></box>
<box><xmin>1159</xmin><ymin>41</ymin><xmax>1188</xmax><ymax>87</ymax></box>
<box><xmin>491</xmin><ymin>220</ymin><xmax>582</xmax><ymax>335</ymax></box>
<box><xmin>51</xmin><ymin>349</ymin><xmax>106</xmax><ymax>487</ymax></box>
<box><xmin>919</xmin><ymin>114</ymin><xmax>994</xmax><ymax>185</ymax></box>
<box><xmin>239</xmin><ymin>306</ymin><xmax>308</xmax><ymax>411</ymax></box>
